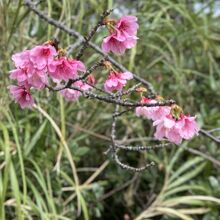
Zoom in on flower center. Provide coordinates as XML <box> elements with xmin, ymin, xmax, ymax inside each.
<box><xmin>42</xmin><ymin>48</ymin><xmax>50</xmax><ymax>56</ymax></box>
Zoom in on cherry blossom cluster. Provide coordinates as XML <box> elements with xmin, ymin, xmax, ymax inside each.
<box><xmin>136</xmin><ymin>97</ymin><xmax>199</xmax><ymax>144</ymax></box>
<box><xmin>8</xmin><ymin>13</ymin><xmax>199</xmax><ymax>146</ymax></box>
<box><xmin>8</xmin><ymin>42</ymin><xmax>94</xmax><ymax>107</ymax></box>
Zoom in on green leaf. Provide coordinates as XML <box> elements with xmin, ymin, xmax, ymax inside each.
<box><xmin>169</xmin><ymin>157</ymin><xmax>204</xmax><ymax>182</ymax></box>
<box><xmin>168</xmin><ymin>162</ymin><xmax>206</xmax><ymax>189</ymax></box>
<box><xmin>75</xmin><ymin>147</ymin><xmax>90</xmax><ymax>157</ymax></box>
<box><xmin>24</xmin><ymin>120</ymin><xmax>47</xmax><ymax>156</ymax></box>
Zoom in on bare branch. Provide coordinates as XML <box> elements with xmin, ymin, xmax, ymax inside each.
<box><xmin>199</xmin><ymin>129</ymin><xmax>220</xmax><ymax>143</ymax></box>
<box><xmin>109</xmin><ymin>98</ymin><xmax>157</xmax><ymax>172</ymax></box>
<box><xmin>115</xmin><ymin>143</ymin><xmax>170</xmax><ymax>152</ymax></box>
<box><xmin>76</xmin><ymin>9</ymin><xmax>113</xmax><ymax>60</ymax></box>
<box><xmin>69</xmin><ymin>87</ymin><xmax>175</xmax><ymax>107</ymax></box>
<box><xmin>114</xmin><ymin>152</ymin><xmax>155</xmax><ymax>172</ymax></box>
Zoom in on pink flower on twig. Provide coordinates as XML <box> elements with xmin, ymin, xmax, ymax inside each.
<box><xmin>48</xmin><ymin>57</ymin><xmax>85</xmax><ymax>81</ymax></box>
<box><xmin>104</xmin><ymin>71</ymin><xmax>133</xmax><ymax>92</ymax></box>
<box><xmin>153</xmin><ymin>114</ymin><xmax>200</xmax><ymax>144</ymax></box>
<box><xmin>135</xmin><ymin>97</ymin><xmax>171</xmax><ymax>121</ymax></box>
<box><xmin>60</xmin><ymin>80</ymin><xmax>91</xmax><ymax>101</ymax></box>
<box><xmin>102</xmin><ymin>16</ymin><xmax>138</xmax><ymax>55</ymax></box>
<box><xmin>30</xmin><ymin>44</ymin><xmax>57</xmax><ymax>70</ymax></box>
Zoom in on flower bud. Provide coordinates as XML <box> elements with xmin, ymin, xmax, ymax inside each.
<box><xmin>87</xmin><ymin>74</ymin><xmax>96</xmax><ymax>85</ymax></box>
<box><xmin>171</xmin><ymin>104</ymin><xmax>183</xmax><ymax>120</ymax></box>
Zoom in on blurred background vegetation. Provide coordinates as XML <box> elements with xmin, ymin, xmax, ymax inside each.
<box><xmin>1</xmin><ymin>0</ymin><xmax>220</xmax><ymax>219</ymax></box>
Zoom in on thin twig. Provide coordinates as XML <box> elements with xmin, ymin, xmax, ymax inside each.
<box><xmin>69</xmin><ymin>87</ymin><xmax>175</xmax><ymax>107</ymax></box>
<box><xmin>114</xmin><ymin>152</ymin><xmax>155</xmax><ymax>172</ymax></box>
<box><xmin>66</xmin><ymin>39</ymin><xmax>83</xmax><ymax>55</ymax></box>
<box><xmin>65</xmin><ymin>58</ymin><xmax>105</xmax><ymax>88</ymax></box>
<box><xmin>111</xmin><ymin>83</ymin><xmax>142</xmax><ymax>98</ymax></box>
<box><xmin>183</xmin><ymin>146</ymin><xmax>220</xmax><ymax>170</ymax></box>
<box><xmin>115</xmin><ymin>143</ymin><xmax>170</xmax><ymax>152</ymax></box>
<box><xmin>199</xmin><ymin>129</ymin><xmax>220</xmax><ymax>143</ymax></box>
<box><xmin>76</xmin><ymin>9</ymin><xmax>113</xmax><ymax>60</ymax></box>
<box><xmin>109</xmin><ymin>98</ymin><xmax>156</xmax><ymax>172</ymax></box>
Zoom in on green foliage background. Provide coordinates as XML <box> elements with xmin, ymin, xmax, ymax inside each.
<box><xmin>0</xmin><ymin>0</ymin><xmax>220</xmax><ymax>219</ymax></box>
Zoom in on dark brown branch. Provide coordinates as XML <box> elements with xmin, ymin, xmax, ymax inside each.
<box><xmin>47</xmin><ymin>81</ymin><xmax>175</xmax><ymax>107</ymax></box>
<box><xmin>76</xmin><ymin>9</ymin><xmax>113</xmax><ymax>60</ymax></box>
<box><xmin>65</xmin><ymin>58</ymin><xmax>105</xmax><ymax>88</ymax></box>
<box><xmin>111</xmin><ymin>83</ymin><xmax>141</xmax><ymax>98</ymax></box>
<box><xmin>69</xmin><ymin>87</ymin><xmax>175</xmax><ymax>107</ymax></box>
<box><xmin>82</xmin><ymin>80</ymin><xmax>109</xmax><ymax>94</ymax></box>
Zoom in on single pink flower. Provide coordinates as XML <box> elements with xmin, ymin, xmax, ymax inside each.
<box><xmin>102</xmin><ymin>15</ymin><xmax>138</xmax><ymax>55</ymax></box>
<box><xmin>12</xmin><ymin>50</ymin><xmax>32</xmax><ymax>68</ymax></box>
<box><xmin>116</xmin><ymin>15</ymin><xmax>139</xmax><ymax>38</ymax></box>
<box><xmin>135</xmin><ymin>97</ymin><xmax>171</xmax><ymax>121</ymax></box>
<box><xmin>48</xmin><ymin>57</ymin><xmax>85</xmax><ymax>81</ymax></box>
<box><xmin>102</xmin><ymin>31</ymin><xmax>137</xmax><ymax>55</ymax></box>
<box><xmin>10</xmin><ymin>68</ymin><xmax>29</xmax><ymax>84</ymax></box>
<box><xmin>27</xmin><ymin>70</ymin><xmax>48</xmax><ymax>89</ymax></box>
<box><xmin>60</xmin><ymin>80</ymin><xmax>91</xmax><ymax>101</ymax></box>
<box><xmin>153</xmin><ymin>113</ymin><xmax>200</xmax><ymax>144</ymax></box>
<box><xmin>176</xmin><ymin>115</ymin><xmax>200</xmax><ymax>139</ymax></box>
<box><xmin>104</xmin><ymin>71</ymin><xmax>133</xmax><ymax>92</ymax></box>
<box><xmin>10</xmin><ymin>68</ymin><xmax>48</xmax><ymax>89</ymax></box>
<box><xmin>87</xmin><ymin>74</ymin><xmax>96</xmax><ymax>85</ymax></box>
<box><xmin>8</xmin><ymin>85</ymin><xmax>34</xmax><ymax>109</ymax></box>
<box><xmin>153</xmin><ymin>115</ymin><xmax>182</xmax><ymax>144</ymax></box>
<box><xmin>30</xmin><ymin>44</ymin><xmax>57</xmax><ymax>70</ymax></box>
<box><xmin>69</xmin><ymin>59</ymin><xmax>86</xmax><ymax>73</ymax></box>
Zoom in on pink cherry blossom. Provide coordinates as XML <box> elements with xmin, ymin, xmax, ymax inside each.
<box><xmin>116</xmin><ymin>16</ymin><xmax>139</xmax><ymax>38</ymax></box>
<box><xmin>176</xmin><ymin>115</ymin><xmax>200</xmax><ymax>139</ymax></box>
<box><xmin>27</xmin><ymin>70</ymin><xmax>48</xmax><ymax>89</ymax></box>
<box><xmin>153</xmin><ymin>114</ymin><xmax>200</xmax><ymax>144</ymax></box>
<box><xmin>30</xmin><ymin>44</ymin><xmax>57</xmax><ymax>70</ymax></box>
<box><xmin>9</xmin><ymin>68</ymin><xmax>29</xmax><ymax>85</ymax></box>
<box><xmin>102</xmin><ymin>31</ymin><xmax>137</xmax><ymax>55</ymax></box>
<box><xmin>102</xmin><ymin>15</ymin><xmax>138</xmax><ymax>55</ymax></box>
<box><xmin>11</xmin><ymin>46</ymin><xmax>52</xmax><ymax>89</ymax></box>
<box><xmin>60</xmin><ymin>80</ymin><xmax>91</xmax><ymax>101</ymax></box>
<box><xmin>48</xmin><ymin>57</ymin><xmax>85</xmax><ymax>81</ymax></box>
<box><xmin>12</xmin><ymin>50</ymin><xmax>28</xmax><ymax>67</ymax></box>
<box><xmin>135</xmin><ymin>97</ymin><xmax>171</xmax><ymax>121</ymax></box>
<box><xmin>12</xmin><ymin>50</ymin><xmax>33</xmax><ymax>70</ymax></box>
<box><xmin>8</xmin><ymin>85</ymin><xmax>34</xmax><ymax>109</ymax></box>
<box><xmin>87</xmin><ymin>74</ymin><xmax>96</xmax><ymax>85</ymax></box>
<box><xmin>9</xmin><ymin>67</ymin><xmax>47</xmax><ymax>89</ymax></box>
<box><xmin>104</xmin><ymin>71</ymin><xmax>133</xmax><ymax>92</ymax></box>
<box><xmin>153</xmin><ymin>115</ymin><xmax>182</xmax><ymax>144</ymax></box>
